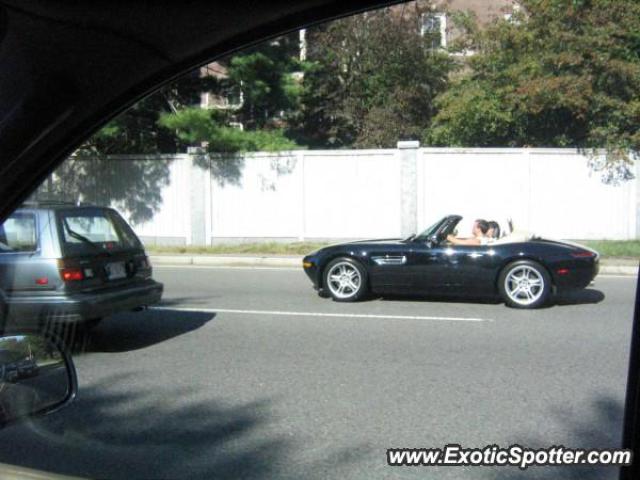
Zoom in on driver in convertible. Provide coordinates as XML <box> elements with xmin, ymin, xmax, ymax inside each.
<box><xmin>446</xmin><ymin>219</ymin><xmax>490</xmax><ymax>246</ymax></box>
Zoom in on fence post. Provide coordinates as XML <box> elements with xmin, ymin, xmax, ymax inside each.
<box><xmin>187</xmin><ymin>147</ymin><xmax>208</xmax><ymax>246</ymax></box>
<box><xmin>398</xmin><ymin>141</ymin><xmax>419</xmax><ymax>237</ymax></box>
<box><xmin>298</xmin><ymin>150</ymin><xmax>306</xmax><ymax>242</ymax></box>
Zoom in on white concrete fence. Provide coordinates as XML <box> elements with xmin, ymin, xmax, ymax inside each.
<box><xmin>45</xmin><ymin>144</ymin><xmax>640</xmax><ymax>244</ymax></box>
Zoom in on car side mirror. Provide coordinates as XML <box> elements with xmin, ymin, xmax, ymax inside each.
<box><xmin>0</xmin><ymin>332</ymin><xmax>77</xmax><ymax>428</ymax></box>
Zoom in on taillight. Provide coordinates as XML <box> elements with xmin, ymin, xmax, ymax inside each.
<box><xmin>132</xmin><ymin>256</ymin><xmax>151</xmax><ymax>277</ymax></box>
<box><xmin>61</xmin><ymin>268</ymin><xmax>84</xmax><ymax>282</ymax></box>
<box><xmin>571</xmin><ymin>251</ymin><xmax>596</xmax><ymax>258</ymax></box>
<box><xmin>35</xmin><ymin>277</ymin><xmax>49</xmax><ymax>285</ymax></box>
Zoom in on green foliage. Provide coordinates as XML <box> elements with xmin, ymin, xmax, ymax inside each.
<box><xmin>226</xmin><ymin>34</ymin><xmax>302</xmax><ymax>130</ymax></box>
<box><xmin>158</xmin><ymin>107</ymin><xmax>297</xmax><ymax>153</ymax></box>
<box><xmin>146</xmin><ymin>242</ymin><xmax>329</xmax><ymax>256</ymax></box>
<box><xmin>55</xmin><ymin>39</ymin><xmax>301</xmax><ymax>223</ymax></box>
<box><xmin>580</xmin><ymin>240</ymin><xmax>640</xmax><ymax>259</ymax></box>
<box><xmin>294</xmin><ymin>4</ymin><xmax>455</xmax><ymax>148</ymax></box>
<box><xmin>78</xmin><ymin>32</ymin><xmax>301</xmax><ymax>156</ymax></box>
<box><xmin>427</xmin><ymin>82</ymin><xmax>515</xmax><ymax>147</ymax></box>
<box><xmin>428</xmin><ymin>0</ymin><xmax>640</xmax><ymax>166</ymax></box>
<box><xmin>158</xmin><ymin>108</ymin><xmax>212</xmax><ymax>145</ymax></box>
<box><xmin>77</xmin><ymin>73</ymin><xmax>215</xmax><ymax>155</ymax></box>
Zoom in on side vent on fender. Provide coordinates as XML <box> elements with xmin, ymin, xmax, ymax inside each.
<box><xmin>372</xmin><ymin>256</ymin><xmax>407</xmax><ymax>266</ymax></box>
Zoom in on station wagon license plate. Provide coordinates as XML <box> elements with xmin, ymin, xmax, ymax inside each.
<box><xmin>106</xmin><ymin>261</ymin><xmax>127</xmax><ymax>280</ymax></box>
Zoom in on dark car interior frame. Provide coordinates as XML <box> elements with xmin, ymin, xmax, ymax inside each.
<box><xmin>0</xmin><ymin>2</ymin><xmax>638</xmax><ymax>478</ymax></box>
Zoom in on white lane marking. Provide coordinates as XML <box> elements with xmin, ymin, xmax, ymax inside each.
<box><xmin>154</xmin><ymin>265</ymin><xmax>300</xmax><ymax>271</ymax></box>
<box><xmin>151</xmin><ymin>305</ymin><xmax>492</xmax><ymax>323</ymax></box>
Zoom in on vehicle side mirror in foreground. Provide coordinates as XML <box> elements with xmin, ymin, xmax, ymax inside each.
<box><xmin>0</xmin><ymin>332</ymin><xmax>77</xmax><ymax>428</ymax></box>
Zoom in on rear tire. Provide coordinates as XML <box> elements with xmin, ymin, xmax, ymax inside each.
<box><xmin>498</xmin><ymin>260</ymin><xmax>551</xmax><ymax>309</ymax></box>
<box><xmin>317</xmin><ymin>289</ymin><xmax>331</xmax><ymax>299</ymax></box>
<box><xmin>323</xmin><ymin>257</ymin><xmax>368</xmax><ymax>302</ymax></box>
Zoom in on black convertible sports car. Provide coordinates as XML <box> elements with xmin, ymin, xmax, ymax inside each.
<box><xmin>302</xmin><ymin>215</ymin><xmax>600</xmax><ymax>308</ymax></box>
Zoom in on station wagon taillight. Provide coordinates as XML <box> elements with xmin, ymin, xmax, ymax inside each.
<box><xmin>137</xmin><ymin>256</ymin><xmax>151</xmax><ymax>270</ymax></box>
<box><xmin>61</xmin><ymin>268</ymin><xmax>84</xmax><ymax>282</ymax></box>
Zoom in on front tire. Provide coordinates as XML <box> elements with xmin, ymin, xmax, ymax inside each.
<box><xmin>323</xmin><ymin>257</ymin><xmax>368</xmax><ymax>302</ymax></box>
<box><xmin>498</xmin><ymin>260</ymin><xmax>551</xmax><ymax>309</ymax></box>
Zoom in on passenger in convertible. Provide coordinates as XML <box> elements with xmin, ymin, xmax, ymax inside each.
<box><xmin>487</xmin><ymin>220</ymin><xmax>501</xmax><ymax>240</ymax></box>
<box><xmin>446</xmin><ymin>219</ymin><xmax>490</xmax><ymax>246</ymax></box>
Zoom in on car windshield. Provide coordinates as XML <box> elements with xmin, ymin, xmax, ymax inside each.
<box><xmin>57</xmin><ymin>209</ymin><xmax>140</xmax><ymax>255</ymax></box>
<box><xmin>414</xmin><ymin>218</ymin><xmax>446</xmax><ymax>241</ymax></box>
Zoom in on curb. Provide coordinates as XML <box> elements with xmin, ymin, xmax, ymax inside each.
<box><xmin>600</xmin><ymin>265</ymin><xmax>638</xmax><ymax>276</ymax></box>
<box><xmin>150</xmin><ymin>255</ymin><xmax>301</xmax><ymax>268</ymax></box>
<box><xmin>150</xmin><ymin>255</ymin><xmax>638</xmax><ymax>276</ymax></box>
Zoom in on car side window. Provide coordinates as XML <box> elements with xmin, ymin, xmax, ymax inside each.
<box><xmin>0</xmin><ymin>213</ymin><xmax>38</xmax><ymax>253</ymax></box>
<box><xmin>107</xmin><ymin>211</ymin><xmax>142</xmax><ymax>249</ymax></box>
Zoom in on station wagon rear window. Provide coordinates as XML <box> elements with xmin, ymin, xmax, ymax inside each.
<box><xmin>0</xmin><ymin>213</ymin><xmax>38</xmax><ymax>252</ymax></box>
<box><xmin>57</xmin><ymin>208</ymin><xmax>140</xmax><ymax>255</ymax></box>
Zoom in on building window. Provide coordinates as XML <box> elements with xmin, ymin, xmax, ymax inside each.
<box><xmin>421</xmin><ymin>13</ymin><xmax>447</xmax><ymax>49</ymax></box>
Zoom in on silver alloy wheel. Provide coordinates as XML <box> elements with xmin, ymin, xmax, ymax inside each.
<box><xmin>326</xmin><ymin>261</ymin><xmax>362</xmax><ymax>299</ymax></box>
<box><xmin>504</xmin><ymin>265</ymin><xmax>545</xmax><ymax>306</ymax></box>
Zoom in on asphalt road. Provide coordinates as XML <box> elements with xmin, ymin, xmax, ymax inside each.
<box><xmin>0</xmin><ymin>266</ymin><xmax>637</xmax><ymax>480</ymax></box>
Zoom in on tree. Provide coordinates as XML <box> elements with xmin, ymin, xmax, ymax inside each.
<box><xmin>52</xmin><ymin>35</ymin><xmax>301</xmax><ymax>222</ymax></box>
<box><xmin>158</xmin><ymin>107</ymin><xmax>298</xmax><ymax>191</ymax></box>
<box><xmin>77</xmin><ymin>32</ymin><xmax>302</xmax><ymax>155</ymax></box>
<box><xmin>294</xmin><ymin>3</ymin><xmax>454</xmax><ymax>148</ymax></box>
<box><xmin>161</xmin><ymin>32</ymin><xmax>303</xmax><ymax>152</ymax></box>
<box><xmin>224</xmin><ymin>32</ymin><xmax>302</xmax><ymax>131</ymax></box>
<box><xmin>41</xmin><ymin>74</ymin><xmax>215</xmax><ymax>223</ymax></box>
<box><xmin>158</xmin><ymin>108</ymin><xmax>297</xmax><ymax>153</ymax></box>
<box><xmin>427</xmin><ymin>0</ymin><xmax>640</xmax><ymax>181</ymax></box>
<box><xmin>76</xmin><ymin>72</ymin><xmax>215</xmax><ymax>155</ymax></box>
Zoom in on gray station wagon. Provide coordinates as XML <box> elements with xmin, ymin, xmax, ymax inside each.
<box><xmin>0</xmin><ymin>202</ymin><xmax>163</xmax><ymax>329</ymax></box>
